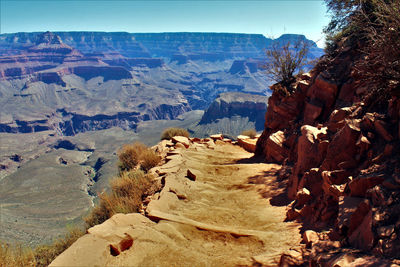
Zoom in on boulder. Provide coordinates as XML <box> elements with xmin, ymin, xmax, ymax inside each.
<box><xmin>368</xmin><ymin>185</ymin><xmax>393</xmax><ymax>206</ymax></box>
<box><xmin>171</xmin><ymin>136</ymin><xmax>190</xmax><ymax>148</ymax></box>
<box><xmin>237</xmin><ymin>135</ymin><xmax>257</xmax><ymax>153</ymax></box>
<box><xmin>327</xmin><ymin>107</ymin><xmax>352</xmax><ymax>132</ymax></box>
<box><xmin>296</xmin><ymin>80</ymin><xmax>310</xmax><ymax>93</ymax></box>
<box><xmin>210</xmin><ymin>134</ymin><xmax>223</xmax><ymax>141</ymax></box>
<box><xmin>303</xmin><ymin>230</ymin><xmax>319</xmax><ymax>248</ymax></box>
<box><xmin>298</xmin><ymin>168</ymin><xmax>323</xmax><ymax>197</ymax></box>
<box><xmin>295</xmin><ymin>125</ymin><xmax>327</xmax><ymax>175</ymax></box>
<box><xmin>286</xmin><ymin>208</ymin><xmax>301</xmax><ymax>221</ymax></box>
<box><xmin>338</xmin><ymin>82</ymin><xmax>356</xmax><ymax>103</ymax></box>
<box><xmin>264</xmin><ymin>131</ymin><xmax>287</xmax><ymax>162</ymax></box>
<box><xmin>186</xmin><ymin>169</ymin><xmax>197</xmax><ymax>181</ymax></box>
<box><xmin>348</xmin><ymin>210</ymin><xmax>374</xmax><ymax>251</ymax></box>
<box><xmin>322</xmin><ymin>121</ymin><xmax>360</xmax><ymax>171</ymax></box>
<box><xmin>336</xmin><ymin>197</ymin><xmax>371</xmax><ymax>236</ymax></box>
<box><xmin>303</xmin><ymin>98</ymin><xmax>323</xmax><ymax>124</ymax></box>
<box><xmin>356</xmin><ymin>134</ymin><xmax>371</xmax><ymax>155</ymax></box>
<box><xmin>175</xmin><ymin>142</ymin><xmax>186</xmax><ymax>149</ymax></box>
<box><xmin>314</xmin><ymin>72</ymin><xmax>339</xmax><ymax>98</ymax></box>
<box><xmin>278</xmin><ymin>248</ymin><xmax>304</xmax><ymax>266</ymax></box>
<box><xmin>306</xmin><ymin>72</ymin><xmax>339</xmax><ymax>115</ymax></box>
<box><xmin>296</xmin><ymin>188</ymin><xmax>311</xmax><ymax>206</ymax></box>
<box><xmin>374</xmin><ymin>120</ymin><xmax>393</xmax><ymax>142</ymax></box>
<box><xmin>348</xmin><ymin>174</ymin><xmax>385</xmax><ymax>197</ymax></box>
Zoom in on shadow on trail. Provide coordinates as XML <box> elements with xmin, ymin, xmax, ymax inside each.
<box><xmin>228</xmin><ymin>155</ymin><xmax>265</xmax><ymax>165</ymax></box>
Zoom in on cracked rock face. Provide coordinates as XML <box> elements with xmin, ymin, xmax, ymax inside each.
<box><xmin>256</xmin><ymin>40</ymin><xmax>400</xmax><ymax>263</ymax></box>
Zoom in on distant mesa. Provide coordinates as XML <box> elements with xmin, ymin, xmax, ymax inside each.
<box><xmin>29</xmin><ymin>31</ymin><xmax>75</xmax><ymax>54</ymax></box>
<box><xmin>229</xmin><ymin>59</ymin><xmax>261</xmax><ymax>74</ymax></box>
<box><xmin>190</xmin><ymin>92</ymin><xmax>269</xmax><ymax>137</ymax></box>
<box><xmin>35</xmin><ymin>31</ymin><xmax>63</xmax><ymax>45</ymax></box>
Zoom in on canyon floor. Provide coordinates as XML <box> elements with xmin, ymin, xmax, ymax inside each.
<box><xmin>0</xmin><ymin>110</ymin><xmax>203</xmax><ymax>245</ymax></box>
<box><xmin>51</xmin><ymin>139</ymin><xmax>301</xmax><ymax>266</ymax></box>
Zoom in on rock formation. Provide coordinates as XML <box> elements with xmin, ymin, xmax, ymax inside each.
<box><xmin>50</xmin><ymin>137</ymin><xmax>302</xmax><ymax>266</ymax></box>
<box><xmin>256</xmin><ymin>38</ymin><xmax>400</xmax><ymax>263</ymax></box>
<box><xmin>191</xmin><ymin>92</ymin><xmax>269</xmax><ymax>137</ymax></box>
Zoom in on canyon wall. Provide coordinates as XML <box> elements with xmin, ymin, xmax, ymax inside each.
<box><xmin>256</xmin><ymin>41</ymin><xmax>400</xmax><ymax>261</ymax></box>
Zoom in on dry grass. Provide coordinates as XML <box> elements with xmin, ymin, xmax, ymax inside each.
<box><xmin>118</xmin><ymin>142</ymin><xmax>161</xmax><ymax>172</ymax></box>
<box><xmin>0</xmin><ymin>242</ymin><xmax>35</xmax><ymax>267</ymax></box>
<box><xmin>2</xmin><ymin>143</ymin><xmax>160</xmax><ymax>266</ymax></box>
<box><xmin>84</xmin><ymin>170</ymin><xmax>154</xmax><ymax>227</ymax></box>
<box><xmin>160</xmin><ymin>127</ymin><xmax>190</xmax><ymax>140</ymax></box>
<box><xmin>0</xmin><ymin>227</ymin><xmax>85</xmax><ymax>267</ymax></box>
<box><xmin>34</xmin><ymin>227</ymin><xmax>85</xmax><ymax>267</ymax></box>
<box><xmin>241</xmin><ymin>129</ymin><xmax>257</xmax><ymax>139</ymax></box>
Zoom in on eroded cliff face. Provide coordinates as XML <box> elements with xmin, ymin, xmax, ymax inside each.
<box><xmin>256</xmin><ymin>44</ymin><xmax>400</xmax><ymax>263</ymax></box>
<box><xmin>189</xmin><ymin>92</ymin><xmax>268</xmax><ymax>138</ymax></box>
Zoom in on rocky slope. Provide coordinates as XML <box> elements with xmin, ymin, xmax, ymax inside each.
<box><xmin>190</xmin><ymin>92</ymin><xmax>268</xmax><ymax>137</ymax></box>
<box><xmin>50</xmin><ymin>137</ymin><xmax>301</xmax><ymax>266</ymax></box>
<box><xmin>255</xmin><ymin>42</ymin><xmax>400</xmax><ymax>263</ymax></box>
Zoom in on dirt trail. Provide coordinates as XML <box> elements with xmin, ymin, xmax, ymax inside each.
<box><xmin>51</xmin><ymin>141</ymin><xmax>301</xmax><ymax>266</ymax></box>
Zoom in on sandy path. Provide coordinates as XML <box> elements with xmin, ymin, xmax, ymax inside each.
<box><xmin>51</xmin><ymin>141</ymin><xmax>301</xmax><ymax>267</ymax></box>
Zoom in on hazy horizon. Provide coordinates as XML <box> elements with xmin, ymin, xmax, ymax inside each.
<box><xmin>1</xmin><ymin>0</ymin><xmax>330</xmax><ymax>48</ymax></box>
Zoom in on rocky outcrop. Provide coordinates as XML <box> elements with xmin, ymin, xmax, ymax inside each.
<box><xmin>256</xmin><ymin>43</ymin><xmax>400</xmax><ymax>262</ymax></box>
<box><xmin>199</xmin><ymin>92</ymin><xmax>268</xmax><ymax>128</ymax></box>
<box><xmin>190</xmin><ymin>92</ymin><xmax>268</xmax><ymax>138</ymax></box>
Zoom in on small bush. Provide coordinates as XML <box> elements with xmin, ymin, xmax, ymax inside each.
<box><xmin>118</xmin><ymin>142</ymin><xmax>160</xmax><ymax>173</ymax></box>
<box><xmin>160</xmin><ymin>128</ymin><xmax>190</xmax><ymax>140</ymax></box>
<box><xmin>0</xmin><ymin>242</ymin><xmax>35</xmax><ymax>267</ymax></box>
<box><xmin>262</xmin><ymin>38</ymin><xmax>311</xmax><ymax>87</ymax></box>
<box><xmin>0</xmin><ymin>226</ymin><xmax>85</xmax><ymax>267</ymax></box>
<box><xmin>241</xmin><ymin>129</ymin><xmax>257</xmax><ymax>139</ymax></box>
<box><xmin>139</xmin><ymin>149</ymin><xmax>162</xmax><ymax>172</ymax></box>
<box><xmin>34</xmin><ymin>227</ymin><xmax>85</xmax><ymax>267</ymax></box>
<box><xmin>84</xmin><ymin>170</ymin><xmax>153</xmax><ymax>228</ymax></box>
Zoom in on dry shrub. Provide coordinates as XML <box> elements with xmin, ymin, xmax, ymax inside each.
<box><xmin>160</xmin><ymin>127</ymin><xmax>190</xmax><ymax>140</ymax></box>
<box><xmin>34</xmin><ymin>227</ymin><xmax>85</xmax><ymax>267</ymax></box>
<box><xmin>241</xmin><ymin>129</ymin><xmax>257</xmax><ymax>139</ymax></box>
<box><xmin>85</xmin><ymin>170</ymin><xmax>153</xmax><ymax>228</ymax></box>
<box><xmin>0</xmin><ymin>226</ymin><xmax>85</xmax><ymax>267</ymax></box>
<box><xmin>1</xmin><ymin>145</ymin><xmax>159</xmax><ymax>266</ymax></box>
<box><xmin>118</xmin><ymin>142</ymin><xmax>147</xmax><ymax>172</ymax></box>
<box><xmin>139</xmin><ymin>149</ymin><xmax>161</xmax><ymax>172</ymax></box>
<box><xmin>0</xmin><ymin>242</ymin><xmax>35</xmax><ymax>267</ymax></box>
<box><xmin>118</xmin><ymin>142</ymin><xmax>161</xmax><ymax>172</ymax></box>
<box><xmin>262</xmin><ymin>38</ymin><xmax>311</xmax><ymax>87</ymax></box>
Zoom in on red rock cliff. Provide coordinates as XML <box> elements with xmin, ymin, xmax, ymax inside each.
<box><xmin>256</xmin><ymin>43</ymin><xmax>400</xmax><ymax>263</ymax></box>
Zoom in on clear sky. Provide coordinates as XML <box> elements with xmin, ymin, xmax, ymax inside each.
<box><xmin>0</xmin><ymin>0</ymin><xmax>330</xmax><ymax>47</ymax></box>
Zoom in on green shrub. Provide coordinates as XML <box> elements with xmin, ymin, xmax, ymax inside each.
<box><xmin>241</xmin><ymin>129</ymin><xmax>257</xmax><ymax>139</ymax></box>
<box><xmin>160</xmin><ymin>128</ymin><xmax>190</xmax><ymax>140</ymax></box>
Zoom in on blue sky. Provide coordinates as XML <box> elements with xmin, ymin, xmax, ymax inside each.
<box><xmin>0</xmin><ymin>0</ymin><xmax>330</xmax><ymax>47</ymax></box>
